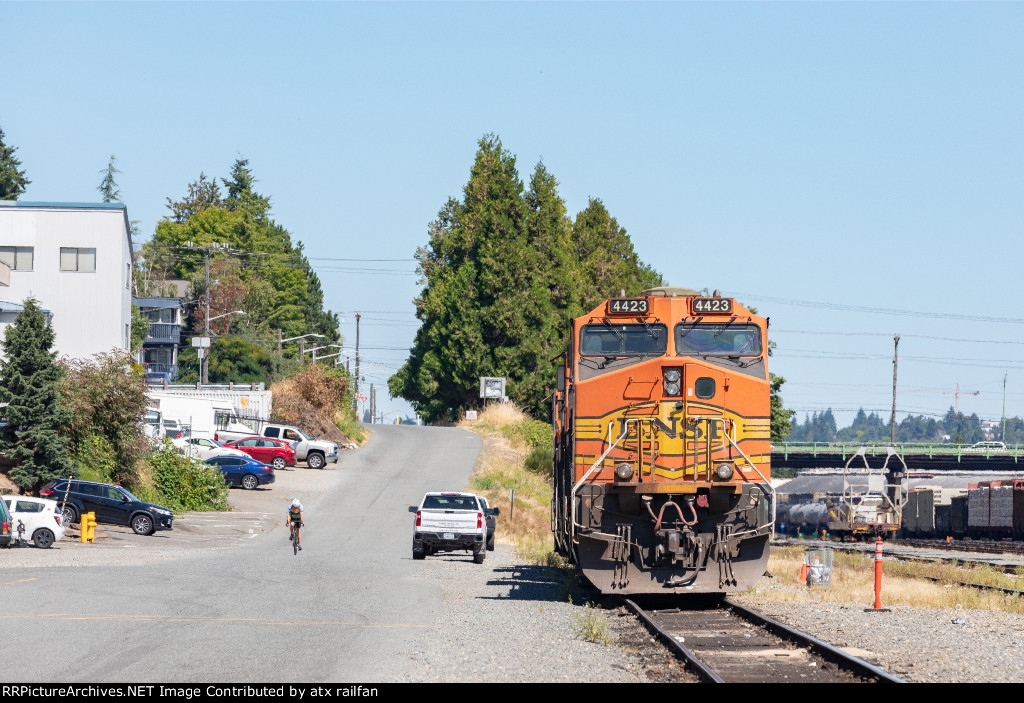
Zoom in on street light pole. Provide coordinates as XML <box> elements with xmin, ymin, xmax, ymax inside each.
<box><xmin>203</xmin><ymin>252</ymin><xmax>211</xmax><ymax>384</ymax></box>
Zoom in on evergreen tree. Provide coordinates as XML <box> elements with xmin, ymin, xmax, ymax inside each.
<box><xmin>97</xmin><ymin>154</ymin><xmax>122</xmax><ymax>202</ymax></box>
<box><xmin>392</xmin><ymin>136</ymin><xmax>668</xmax><ymax>422</ymax></box>
<box><xmin>570</xmin><ymin>198</ymin><xmax>663</xmax><ymax>311</ymax></box>
<box><xmin>769</xmin><ymin>373</ymin><xmax>796</xmax><ymax>443</ymax></box>
<box><xmin>0</xmin><ymin>127</ymin><xmax>30</xmax><ymax>200</ymax></box>
<box><xmin>0</xmin><ymin>298</ymin><xmax>73</xmax><ymax>490</ymax></box>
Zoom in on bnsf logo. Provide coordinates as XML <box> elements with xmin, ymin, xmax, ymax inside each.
<box><xmin>616</xmin><ymin>417</ymin><xmax>729</xmax><ymax>440</ymax></box>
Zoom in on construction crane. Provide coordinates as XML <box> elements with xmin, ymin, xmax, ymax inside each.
<box><xmin>904</xmin><ymin>383</ymin><xmax>979</xmax><ymax>413</ymax></box>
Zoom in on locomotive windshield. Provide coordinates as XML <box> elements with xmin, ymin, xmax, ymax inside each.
<box><xmin>674</xmin><ymin>323</ymin><xmax>762</xmax><ymax>356</ymax></box>
<box><xmin>579</xmin><ymin>323</ymin><xmax>668</xmax><ymax>357</ymax></box>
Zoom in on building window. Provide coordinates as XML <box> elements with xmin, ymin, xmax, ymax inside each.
<box><xmin>125</xmin><ymin>323</ymin><xmax>130</xmax><ymax>350</ymax></box>
<box><xmin>143</xmin><ymin>308</ymin><xmax>176</xmax><ymax>324</ymax></box>
<box><xmin>60</xmin><ymin>247</ymin><xmax>96</xmax><ymax>272</ymax></box>
<box><xmin>126</xmin><ymin>262</ymin><xmax>131</xmax><ymax>289</ymax></box>
<box><xmin>0</xmin><ymin>246</ymin><xmax>34</xmax><ymax>271</ymax></box>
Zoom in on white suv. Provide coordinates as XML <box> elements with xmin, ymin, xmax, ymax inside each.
<box><xmin>1</xmin><ymin>496</ymin><xmax>65</xmax><ymax>548</ymax></box>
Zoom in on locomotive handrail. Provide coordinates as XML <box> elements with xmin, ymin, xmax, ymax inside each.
<box><xmin>706</xmin><ymin>417</ymin><xmax>776</xmax><ymax>532</ymax></box>
<box><xmin>570</xmin><ymin>417</ymin><xmax>651</xmax><ymax>544</ymax></box>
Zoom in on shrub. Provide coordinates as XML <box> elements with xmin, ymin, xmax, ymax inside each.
<box><xmin>142</xmin><ymin>440</ymin><xmax>229</xmax><ymax>512</ymax></box>
<box><xmin>525</xmin><ymin>445</ymin><xmax>553</xmax><ymax>474</ymax></box>
<box><xmin>500</xmin><ymin>418</ymin><xmax>552</xmax><ymax>450</ymax></box>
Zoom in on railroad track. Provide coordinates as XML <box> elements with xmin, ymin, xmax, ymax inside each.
<box><xmin>894</xmin><ymin>538</ymin><xmax>1024</xmax><ymax>557</ymax></box>
<box><xmin>625</xmin><ymin>598</ymin><xmax>904</xmax><ymax>684</ymax></box>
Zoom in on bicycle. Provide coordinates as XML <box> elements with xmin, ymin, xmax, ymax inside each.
<box><xmin>290</xmin><ymin>521</ymin><xmax>303</xmax><ymax>555</ymax></box>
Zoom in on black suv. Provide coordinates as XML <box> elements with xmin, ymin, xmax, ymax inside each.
<box><xmin>40</xmin><ymin>479</ymin><xmax>174</xmax><ymax>536</ymax></box>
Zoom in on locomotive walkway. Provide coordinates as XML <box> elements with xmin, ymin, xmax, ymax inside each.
<box><xmin>772</xmin><ymin>442</ymin><xmax>1024</xmax><ymax>471</ymax></box>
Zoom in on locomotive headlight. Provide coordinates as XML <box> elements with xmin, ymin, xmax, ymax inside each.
<box><xmin>663</xmin><ymin>367</ymin><xmax>682</xmax><ymax>396</ymax></box>
<box><xmin>614</xmin><ymin>463</ymin><xmax>634</xmax><ymax>481</ymax></box>
<box><xmin>714</xmin><ymin>463</ymin><xmax>735</xmax><ymax>481</ymax></box>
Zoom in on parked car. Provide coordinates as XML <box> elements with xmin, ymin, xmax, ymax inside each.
<box><xmin>145</xmin><ymin>371</ymin><xmax>172</xmax><ymax>385</ymax></box>
<box><xmin>172</xmin><ymin>436</ymin><xmax>249</xmax><ymax>461</ymax></box>
<box><xmin>0</xmin><ymin>497</ymin><xmax>12</xmax><ymax>547</ymax></box>
<box><xmin>1</xmin><ymin>495</ymin><xmax>64</xmax><ymax>548</ymax></box>
<box><xmin>39</xmin><ymin>479</ymin><xmax>174</xmax><ymax>536</ymax></box>
<box><xmin>476</xmin><ymin>495</ymin><xmax>500</xmax><ymax>552</ymax></box>
<box><xmin>224</xmin><ymin>436</ymin><xmax>297</xmax><ymax>469</ymax></box>
<box><xmin>216</xmin><ymin>423</ymin><xmax>338</xmax><ymax>469</ymax></box>
<box><xmin>204</xmin><ymin>455</ymin><xmax>276</xmax><ymax>490</ymax></box>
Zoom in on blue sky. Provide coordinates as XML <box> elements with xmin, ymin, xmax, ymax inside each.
<box><xmin>3</xmin><ymin>1</ymin><xmax>1023</xmax><ymax>429</ymax></box>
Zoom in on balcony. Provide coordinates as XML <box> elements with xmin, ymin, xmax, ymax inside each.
<box><xmin>144</xmin><ymin>323</ymin><xmax>181</xmax><ymax>345</ymax></box>
<box><xmin>143</xmin><ymin>362</ymin><xmax>179</xmax><ymax>380</ymax></box>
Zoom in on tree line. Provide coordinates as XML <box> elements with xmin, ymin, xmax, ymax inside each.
<box><xmin>138</xmin><ymin>159</ymin><xmax>341</xmax><ymax>383</ymax></box>
<box><xmin>784</xmin><ymin>407</ymin><xmax>1023</xmax><ymax>445</ymax></box>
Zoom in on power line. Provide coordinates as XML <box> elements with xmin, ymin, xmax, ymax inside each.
<box><xmin>775</xmin><ymin>329</ymin><xmax>1024</xmax><ymax>346</ymax></box>
<box><xmin>728</xmin><ymin>291</ymin><xmax>1024</xmax><ymax>324</ymax></box>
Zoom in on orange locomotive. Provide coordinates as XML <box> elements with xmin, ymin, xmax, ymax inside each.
<box><xmin>551</xmin><ymin>287</ymin><xmax>774</xmax><ymax>594</ymax></box>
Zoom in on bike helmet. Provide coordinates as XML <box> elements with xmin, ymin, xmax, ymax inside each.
<box><xmin>291</xmin><ymin>499</ymin><xmax>301</xmax><ymax>507</ymax></box>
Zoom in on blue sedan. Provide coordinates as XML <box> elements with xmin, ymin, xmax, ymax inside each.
<box><xmin>205</xmin><ymin>456</ymin><xmax>276</xmax><ymax>490</ymax></box>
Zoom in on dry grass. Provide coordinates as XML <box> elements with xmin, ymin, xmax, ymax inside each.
<box><xmin>459</xmin><ymin>403</ymin><xmax>558</xmax><ymax>561</ymax></box>
<box><xmin>753</xmin><ymin>544</ymin><xmax>1024</xmax><ymax>614</ymax></box>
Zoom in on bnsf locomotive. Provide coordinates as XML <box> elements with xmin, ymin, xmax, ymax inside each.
<box><xmin>551</xmin><ymin>287</ymin><xmax>774</xmax><ymax>594</ymax></box>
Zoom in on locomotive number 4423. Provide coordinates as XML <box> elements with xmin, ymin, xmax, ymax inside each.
<box><xmin>692</xmin><ymin>297</ymin><xmax>733</xmax><ymax>314</ymax></box>
<box><xmin>607</xmin><ymin>298</ymin><xmax>650</xmax><ymax>315</ymax></box>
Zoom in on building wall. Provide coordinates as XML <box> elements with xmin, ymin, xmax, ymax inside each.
<box><xmin>0</xmin><ymin>203</ymin><xmax>132</xmax><ymax>360</ymax></box>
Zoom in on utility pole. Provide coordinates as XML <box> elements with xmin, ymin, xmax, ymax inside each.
<box><xmin>1003</xmin><ymin>372</ymin><xmax>1008</xmax><ymax>442</ymax></box>
<box><xmin>354</xmin><ymin>313</ymin><xmax>361</xmax><ymax>412</ymax></box>
<box><xmin>370</xmin><ymin>384</ymin><xmax>375</xmax><ymax>424</ymax></box>
<box><xmin>891</xmin><ymin>334</ymin><xmax>900</xmax><ymax>445</ymax></box>
<box><xmin>277</xmin><ymin>329</ymin><xmax>282</xmax><ymax>355</ymax></box>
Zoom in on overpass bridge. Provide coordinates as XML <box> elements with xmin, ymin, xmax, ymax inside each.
<box><xmin>771</xmin><ymin>442</ymin><xmax>1024</xmax><ymax>472</ymax></box>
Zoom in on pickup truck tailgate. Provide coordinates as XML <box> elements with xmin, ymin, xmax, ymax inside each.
<box><xmin>419</xmin><ymin>510</ymin><xmax>479</xmax><ymax>531</ymax></box>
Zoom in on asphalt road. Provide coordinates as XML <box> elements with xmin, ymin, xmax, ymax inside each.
<box><xmin>1</xmin><ymin>424</ymin><xmax>482</xmax><ymax>682</ymax></box>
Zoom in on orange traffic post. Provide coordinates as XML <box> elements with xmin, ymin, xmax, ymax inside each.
<box><xmin>799</xmin><ymin>554</ymin><xmax>808</xmax><ymax>585</ymax></box>
<box><xmin>865</xmin><ymin>536</ymin><xmax>891</xmax><ymax>612</ymax></box>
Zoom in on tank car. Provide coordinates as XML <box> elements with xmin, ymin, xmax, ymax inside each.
<box><xmin>551</xmin><ymin>287</ymin><xmax>774</xmax><ymax>594</ymax></box>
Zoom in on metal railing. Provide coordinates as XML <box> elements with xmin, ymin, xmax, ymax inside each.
<box><xmin>773</xmin><ymin>441</ymin><xmax>1024</xmax><ymax>460</ymax></box>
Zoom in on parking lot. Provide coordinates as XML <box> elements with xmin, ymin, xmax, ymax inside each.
<box><xmin>0</xmin><ymin>463</ymin><xmax>345</xmax><ymax>569</ymax></box>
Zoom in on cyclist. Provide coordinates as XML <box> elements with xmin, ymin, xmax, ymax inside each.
<box><xmin>287</xmin><ymin>499</ymin><xmax>304</xmax><ymax>551</ymax></box>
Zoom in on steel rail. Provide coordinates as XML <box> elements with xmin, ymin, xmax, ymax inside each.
<box><xmin>723</xmin><ymin>599</ymin><xmax>905</xmax><ymax>683</ymax></box>
<box><xmin>623</xmin><ymin>599</ymin><xmax>723</xmax><ymax>683</ymax></box>
<box><xmin>625</xmin><ymin>598</ymin><xmax>906</xmax><ymax>684</ymax></box>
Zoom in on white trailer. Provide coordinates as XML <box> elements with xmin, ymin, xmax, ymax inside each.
<box><xmin>147</xmin><ymin>392</ymin><xmax>255</xmax><ymax>440</ymax></box>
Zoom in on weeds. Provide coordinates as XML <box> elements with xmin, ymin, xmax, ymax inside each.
<box><xmin>571</xmin><ymin>601</ymin><xmax>612</xmax><ymax>645</ymax></box>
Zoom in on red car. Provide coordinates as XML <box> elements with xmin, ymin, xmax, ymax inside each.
<box><xmin>224</xmin><ymin>437</ymin><xmax>296</xmax><ymax>469</ymax></box>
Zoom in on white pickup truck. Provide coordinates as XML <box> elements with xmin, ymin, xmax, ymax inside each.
<box><xmin>409</xmin><ymin>492</ymin><xmax>488</xmax><ymax>564</ymax></box>
<box><xmin>214</xmin><ymin>423</ymin><xmax>339</xmax><ymax>469</ymax></box>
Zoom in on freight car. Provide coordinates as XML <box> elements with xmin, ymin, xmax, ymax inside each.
<box><xmin>551</xmin><ymin>287</ymin><xmax>773</xmax><ymax>594</ymax></box>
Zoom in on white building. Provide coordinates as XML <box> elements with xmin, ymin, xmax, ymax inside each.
<box><xmin>0</xmin><ymin>201</ymin><xmax>133</xmax><ymax>359</ymax></box>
